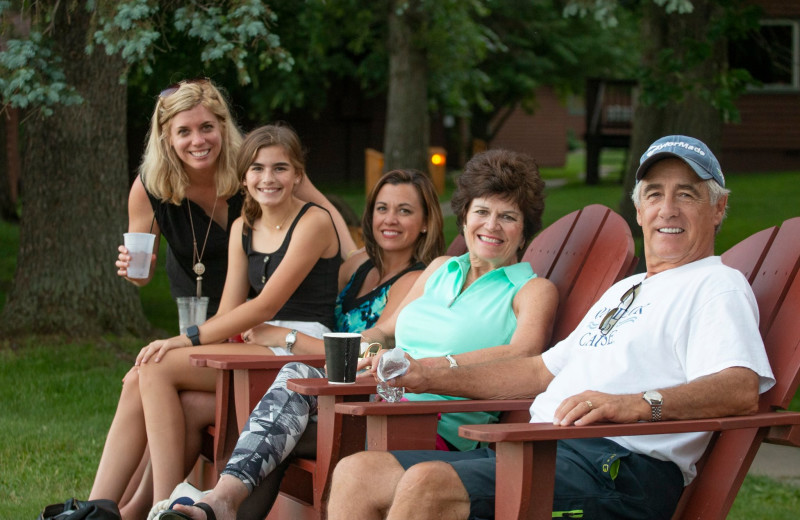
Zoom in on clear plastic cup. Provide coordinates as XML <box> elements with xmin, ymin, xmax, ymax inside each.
<box><xmin>177</xmin><ymin>296</ymin><xmax>210</xmax><ymax>335</ymax></box>
<box><xmin>123</xmin><ymin>232</ymin><xmax>156</xmax><ymax>279</ymax></box>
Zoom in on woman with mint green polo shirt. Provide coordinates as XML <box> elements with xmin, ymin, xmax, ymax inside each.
<box><xmin>361</xmin><ymin>148</ymin><xmax>559</xmax><ymax>451</ymax></box>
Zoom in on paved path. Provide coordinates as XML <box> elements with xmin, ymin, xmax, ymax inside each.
<box><xmin>749</xmin><ymin>442</ymin><xmax>800</xmax><ymax>486</ymax></box>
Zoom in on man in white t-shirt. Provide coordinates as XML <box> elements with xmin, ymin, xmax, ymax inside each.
<box><xmin>326</xmin><ymin>135</ymin><xmax>775</xmax><ymax>520</ymax></box>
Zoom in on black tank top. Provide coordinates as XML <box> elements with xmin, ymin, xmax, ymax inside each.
<box><xmin>243</xmin><ymin>202</ymin><xmax>341</xmax><ymax>330</ymax></box>
<box><xmin>143</xmin><ymin>178</ymin><xmax>244</xmax><ymax>316</ymax></box>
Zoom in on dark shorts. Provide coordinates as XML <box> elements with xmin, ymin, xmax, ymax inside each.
<box><xmin>392</xmin><ymin>438</ymin><xmax>683</xmax><ymax>520</ymax></box>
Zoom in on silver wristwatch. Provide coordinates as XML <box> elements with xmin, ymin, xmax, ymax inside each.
<box><xmin>642</xmin><ymin>390</ymin><xmax>663</xmax><ymax>422</ymax></box>
<box><xmin>285</xmin><ymin>329</ymin><xmax>298</xmax><ymax>353</ymax></box>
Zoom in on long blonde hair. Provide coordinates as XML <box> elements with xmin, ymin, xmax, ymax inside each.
<box><xmin>139</xmin><ymin>79</ymin><xmax>243</xmax><ymax>204</ymax></box>
<box><xmin>238</xmin><ymin>123</ymin><xmax>307</xmax><ymax>232</ymax></box>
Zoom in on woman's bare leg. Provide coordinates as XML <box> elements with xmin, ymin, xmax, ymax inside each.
<box><xmin>118</xmin><ymin>456</ymin><xmax>153</xmax><ymax>520</ymax></box>
<box><xmin>181</xmin><ymin>390</ymin><xmax>217</xmax><ymax>475</ymax></box>
<box><xmin>89</xmin><ymin>367</ymin><xmax>149</xmax><ymax>502</ymax></box>
<box><xmin>118</xmin><ymin>392</ymin><xmax>215</xmax><ymax>520</ymax></box>
<box><xmin>118</xmin><ymin>452</ymin><xmax>148</xmax><ymax>508</ymax></box>
<box><xmin>138</xmin><ymin>344</ymin><xmax>272</xmax><ymax>503</ymax></box>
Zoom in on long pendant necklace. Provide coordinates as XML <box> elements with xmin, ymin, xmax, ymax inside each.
<box><xmin>187</xmin><ymin>196</ymin><xmax>218</xmax><ymax>297</ymax></box>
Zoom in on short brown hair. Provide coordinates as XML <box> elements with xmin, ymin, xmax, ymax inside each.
<box><xmin>450</xmin><ymin>149</ymin><xmax>545</xmax><ymax>258</ymax></box>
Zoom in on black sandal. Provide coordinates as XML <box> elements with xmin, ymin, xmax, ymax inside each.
<box><xmin>156</xmin><ymin>502</ymin><xmax>217</xmax><ymax>520</ymax></box>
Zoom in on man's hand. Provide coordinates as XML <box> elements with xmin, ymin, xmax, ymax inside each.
<box><xmin>553</xmin><ymin>391</ymin><xmax>647</xmax><ymax>426</ymax></box>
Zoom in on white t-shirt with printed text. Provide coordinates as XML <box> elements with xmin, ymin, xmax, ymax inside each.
<box><xmin>533</xmin><ymin>256</ymin><xmax>775</xmax><ymax>484</ymax></box>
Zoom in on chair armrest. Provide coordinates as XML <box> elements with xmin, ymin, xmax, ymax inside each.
<box><xmin>458</xmin><ymin>411</ymin><xmax>800</xmax><ymax>520</ymax></box>
<box><xmin>336</xmin><ymin>398</ymin><xmax>533</xmax><ymax>417</ymax></box>
<box><xmin>189</xmin><ymin>353</ymin><xmax>326</xmax><ymax>370</ymax></box>
<box><xmin>766</xmin><ymin>422</ymin><xmax>800</xmax><ymax>447</ymax></box>
<box><xmin>287</xmin><ymin>377</ymin><xmax>378</xmax><ymax>396</ymax></box>
<box><xmin>334</xmin><ymin>398</ymin><xmax>533</xmax><ymax>451</ymax></box>
<box><xmin>458</xmin><ymin>411</ymin><xmax>800</xmax><ymax>443</ymax></box>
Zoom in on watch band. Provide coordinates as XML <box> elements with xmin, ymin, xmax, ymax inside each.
<box><xmin>445</xmin><ymin>354</ymin><xmax>458</xmax><ymax>368</ymax></box>
<box><xmin>643</xmin><ymin>391</ymin><xmax>663</xmax><ymax>422</ymax></box>
<box><xmin>186</xmin><ymin>325</ymin><xmax>201</xmax><ymax>346</ymax></box>
<box><xmin>650</xmin><ymin>403</ymin><xmax>662</xmax><ymax>422</ymax></box>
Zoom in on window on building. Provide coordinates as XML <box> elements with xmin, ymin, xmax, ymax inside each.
<box><xmin>729</xmin><ymin>19</ymin><xmax>799</xmax><ymax>91</ymax></box>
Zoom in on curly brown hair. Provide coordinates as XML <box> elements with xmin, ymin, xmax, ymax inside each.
<box><xmin>450</xmin><ymin>149</ymin><xmax>545</xmax><ymax>259</ymax></box>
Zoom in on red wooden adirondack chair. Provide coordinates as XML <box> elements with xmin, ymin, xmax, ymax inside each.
<box><xmin>188</xmin><ymin>354</ymin><xmax>326</xmax><ymax>482</ymax></box>
<box><xmin>457</xmin><ymin>216</ymin><xmax>800</xmax><ymax>520</ymax></box>
<box><xmin>445</xmin><ymin>233</ymin><xmax>467</xmax><ymax>256</ymax></box>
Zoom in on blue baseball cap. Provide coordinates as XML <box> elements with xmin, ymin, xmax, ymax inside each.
<box><xmin>635</xmin><ymin>135</ymin><xmax>725</xmax><ymax>187</ymax></box>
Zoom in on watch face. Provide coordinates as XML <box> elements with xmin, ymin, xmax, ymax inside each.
<box><xmin>644</xmin><ymin>390</ymin><xmax>663</xmax><ymax>404</ymax></box>
<box><xmin>286</xmin><ymin>331</ymin><xmax>297</xmax><ymax>344</ymax></box>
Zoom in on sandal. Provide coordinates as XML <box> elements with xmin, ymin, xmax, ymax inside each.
<box><xmin>154</xmin><ymin>502</ymin><xmax>216</xmax><ymax>520</ymax></box>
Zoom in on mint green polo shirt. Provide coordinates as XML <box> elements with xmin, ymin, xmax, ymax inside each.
<box><xmin>395</xmin><ymin>253</ymin><xmax>536</xmax><ymax>450</ymax></box>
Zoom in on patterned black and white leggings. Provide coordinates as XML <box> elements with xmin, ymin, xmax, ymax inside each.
<box><xmin>221</xmin><ymin>361</ymin><xmax>325</xmax><ymax>491</ymax></box>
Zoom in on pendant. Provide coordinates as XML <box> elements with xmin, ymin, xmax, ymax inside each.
<box><xmin>193</xmin><ymin>262</ymin><xmax>206</xmax><ymax>276</ymax></box>
<box><xmin>196</xmin><ymin>275</ymin><xmax>203</xmax><ymax>298</ymax></box>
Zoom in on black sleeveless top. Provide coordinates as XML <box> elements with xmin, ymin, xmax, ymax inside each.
<box><xmin>142</xmin><ymin>177</ymin><xmax>244</xmax><ymax>316</ymax></box>
<box><xmin>243</xmin><ymin>202</ymin><xmax>341</xmax><ymax>330</ymax></box>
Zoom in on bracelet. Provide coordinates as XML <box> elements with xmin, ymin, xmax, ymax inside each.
<box><xmin>361</xmin><ymin>342</ymin><xmax>383</xmax><ymax>358</ymax></box>
<box><xmin>445</xmin><ymin>354</ymin><xmax>458</xmax><ymax>368</ymax></box>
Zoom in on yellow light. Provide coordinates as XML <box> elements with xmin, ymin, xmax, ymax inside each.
<box><xmin>430</xmin><ymin>153</ymin><xmax>445</xmax><ymax>166</ymax></box>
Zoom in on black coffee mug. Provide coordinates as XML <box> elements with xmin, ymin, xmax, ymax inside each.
<box><xmin>324</xmin><ymin>332</ymin><xmax>361</xmax><ymax>384</ymax></box>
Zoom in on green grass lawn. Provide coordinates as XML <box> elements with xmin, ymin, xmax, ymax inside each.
<box><xmin>1</xmin><ymin>151</ymin><xmax>799</xmax><ymax>518</ymax></box>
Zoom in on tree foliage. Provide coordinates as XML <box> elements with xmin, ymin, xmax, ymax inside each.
<box><xmin>0</xmin><ymin>0</ymin><xmax>291</xmax><ymax>118</ymax></box>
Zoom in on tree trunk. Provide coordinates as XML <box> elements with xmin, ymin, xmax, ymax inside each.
<box><xmin>0</xmin><ymin>6</ymin><xmax>151</xmax><ymax>337</ymax></box>
<box><xmin>0</xmin><ymin>108</ymin><xmax>20</xmax><ymax>222</ymax></box>
<box><xmin>383</xmin><ymin>0</ymin><xmax>429</xmax><ymax>173</ymax></box>
<box><xmin>619</xmin><ymin>0</ymin><xmax>726</xmax><ymax>235</ymax></box>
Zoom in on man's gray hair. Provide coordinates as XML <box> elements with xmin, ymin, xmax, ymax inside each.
<box><xmin>631</xmin><ymin>178</ymin><xmax>730</xmax><ymax>233</ymax></box>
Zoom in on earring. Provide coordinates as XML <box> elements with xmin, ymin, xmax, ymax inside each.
<box><xmin>422</xmin><ymin>228</ymin><xmax>427</xmax><ymax>234</ymax></box>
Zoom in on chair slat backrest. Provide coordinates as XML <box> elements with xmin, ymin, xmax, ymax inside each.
<box><xmin>524</xmin><ymin>204</ymin><xmax>636</xmax><ymax>345</ymax></box>
<box><xmin>749</xmin><ymin>218</ymin><xmax>800</xmax><ymax>410</ymax></box>
<box><xmin>675</xmin><ymin>216</ymin><xmax>800</xmax><ymax>519</ymax></box>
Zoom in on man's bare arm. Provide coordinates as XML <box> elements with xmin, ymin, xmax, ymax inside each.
<box><xmin>554</xmin><ymin>366</ymin><xmax>760</xmax><ymax>427</ymax></box>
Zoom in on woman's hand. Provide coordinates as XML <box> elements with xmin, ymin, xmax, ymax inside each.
<box><xmin>136</xmin><ymin>335</ymin><xmax>192</xmax><ymax>365</ymax></box>
<box><xmin>241</xmin><ymin>323</ymin><xmax>285</xmax><ymax>346</ymax></box>
<box><xmin>115</xmin><ymin>245</ymin><xmax>132</xmax><ymax>278</ymax></box>
<box><xmin>116</xmin><ymin>245</ymin><xmax>155</xmax><ymax>281</ymax></box>
<box><xmin>391</xmin><ymin>354</ymin><xmax>429</xmax><ymax>394</ymax></box>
